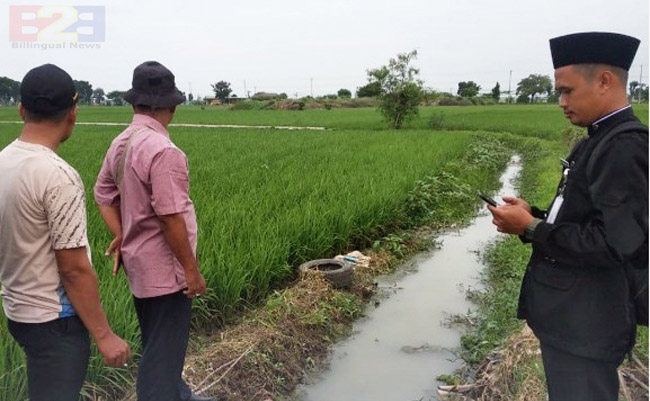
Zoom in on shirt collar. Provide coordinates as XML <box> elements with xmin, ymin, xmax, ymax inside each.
<box><xmin>592</xmin><ymin>105</ymin><xmax>632</xmax><ymax>126</ymax></box>
<box><xmin>13</xmin><ymin>139</ymin><xmax>56</xmax><ymax>154</ymax></box>
<box><xmin>588</xmin><ymin>105</ymin><xmax>634</xmax><ymax>137</ymax></box>
<box><xmin>131</xmin><ymin>113</ymin><xmax>170</xmax><ymax>138</ymax></box>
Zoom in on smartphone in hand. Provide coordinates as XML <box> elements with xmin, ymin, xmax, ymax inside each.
<box><xmin>478</xmin><ymin>191</ymin><xmax>499</xmax><ymax>207</ymax></box>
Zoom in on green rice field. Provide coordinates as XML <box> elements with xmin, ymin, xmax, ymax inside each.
<box><xmin>0</xmin><ymin>104</ymin><xmax>647</xmax><ymax>399</ymax></box>
<box><xmin>0</xmin><ymin>104</ymin><xmax>606</xmax><ymax>138</ymax></box>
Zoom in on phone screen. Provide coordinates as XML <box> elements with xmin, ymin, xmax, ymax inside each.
<box><xmin>478</xmin><ymin>192</ymin><xmax>498</xmax><ymax>207</ymax></box>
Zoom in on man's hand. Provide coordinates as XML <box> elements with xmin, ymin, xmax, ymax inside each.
<box><xmin>183</xmin><ymin>268</ymin><xmax>206</xmax><ymax>299</ymax></box>
<box><xmin>95</xmin><ymin>331</ymin><xmax>131</xmax><ymax>367</ymax></box>
<box><xmin>157</xmin><ymin>213</ymin><xmax>205</xmax><ymax>299</ymax></box>
<box><xmin>501</xmin><ymin>196</ymin><xmax>533</xmax><ymax>214</ymax></box>
<box><xmin>104</xmin><ymin>236</ymin><xmax>122</xmax><ymax>276</ymax></box>
<box><xmin>488</xmin><ymin>204</ymin><xmax>534</xmax><ymax>235</ymax></box>
<box><xmin>56</xmin><ymin>247</ymin><xmax>131</xmax><ymax>368</ymax></box>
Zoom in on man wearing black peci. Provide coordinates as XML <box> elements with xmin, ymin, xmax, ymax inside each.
<box><xmin>487</xmin><ymin>32</ymin><xmax>648</xmax><ymax>401</ymax></box>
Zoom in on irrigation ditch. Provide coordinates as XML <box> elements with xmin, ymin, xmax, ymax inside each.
<box><xmin>1</xmin><ymin>107</ymin><xmax>647</xmax><ymax>401</ymax></box>
<box><xmin>292</xmin><ymin>156</ymin><xmax>521</xmax><ymax>401</ymax></box>
<box><xmin>104</xmin><ymin>133</ymin><xmax>515</xmax><ymax>401</ymax></box>
<box><xmin>171</xmin><ymin>132</ymin><xmax>648</xmax><ymax>401</ymax></box>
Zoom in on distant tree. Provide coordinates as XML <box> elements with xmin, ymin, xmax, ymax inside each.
<box><xmin>252</xmin><ymin>92</ymin><xmax>282</xmax><ymax>101</ymax></box>
<box><xmin>516</xmin><ymin>94</ymin><xmax>530</xmax><ymax>104</ymax></box>
<box><xmin>0</xmin><ymin>76</ymin><xmax>20</xmax><ymax>105</ymax></box>
<box><xmin>107</xmin><ymin>90</ymin><xmax>126</xmax><ymax>106</ymax></box>
<box><xmin>211</xmin><ymin>81</ymin><xmax>232</xmax><ymax>104</ymax></box>
<box><xmin>629</xmin><ymin>81</ymin><xmax>640</xmax><ymax>97</ymax></box>
<box><xmin>92</xmin><ymin>88</ymin><xmax>105</xmax><ymax>105</ymax></box>
<box><xmin>73</xmin><ymin>80</ymin><xmax>93</xmax><ymax>104</ymax></box>
<box><xmin>628</xmin><ymin>81</ymin><xmax>648</xmax><ymax>102</ymax></box>
<box><xmin>337</xmin><ymin>88</ymin><xmax>352</xmax><ymax>98</ymax></box>
<box><xmin>366</xmin><ymin>49</ymin><xmax>423</xmax><ymax>129</ymax></box>
<box><xmin>356</xmin><ymin>81</ymin><xmax>381</xmax><ymax>97</ymax></box>
<box><xmin>547</xmin><ymin>89</ymin><xmax>560</xmax><ymax>103</ymax></box>
<box><xmin>643</xmin><ymin>86</ymin><xmax>649</xmax><ymax>102</ymax></box>
<box><xmin>457</xmin><ymin>81</ymin><xmax>481</xmax><ymax>98</ymax></box>
<box><xmin>188</xmin><ymin>93</ymin><xmax>194</xmax><ymax>103</ymax></box>
<box><xmin>491</xmin><ymin>82</ymin><xmax>501</xmax><ymax>101</ymax></box>
<box><xmin>278</xmin><ymin>93</ymin><xmax>288</xmax><ymax>99</ymax></box>
<box><xmin>516</xmin><ymin>74</ymin><xmax>552</xmax><ymax>103</ymax></box>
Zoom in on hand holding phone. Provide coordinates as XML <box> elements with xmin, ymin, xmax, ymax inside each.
<box><xmin>478</xmin><ymin>191</ymin><xmax>499</xmax><ymax>207</ymax></box>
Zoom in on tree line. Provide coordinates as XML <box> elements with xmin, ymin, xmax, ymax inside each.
<box><xmin>1</xmin><ymin>65</ymin><xmax>648</xmax><ymax>109</ymax></box>
<box><xmin>0</xmin><ymin>76</ymin><xmax>128</xmax><ymax>106</ymax></box>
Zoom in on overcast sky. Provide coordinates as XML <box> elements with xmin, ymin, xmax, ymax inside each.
<box><xmin>1</xmin><ymin>0</ymin><xmax>648</xmax><ymax>99</ymax></box>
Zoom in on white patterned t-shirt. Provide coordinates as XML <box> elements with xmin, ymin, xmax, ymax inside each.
<box><xmin>0</xmin><ymin>140</ymin><xmax>90</xmax><ymax>323</ymax></box>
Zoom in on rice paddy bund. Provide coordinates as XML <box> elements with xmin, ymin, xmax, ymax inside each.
<box><xmin>0</xmin><ymin>104</ymin><xmax>647</xmax><ymax>400</ymax></box>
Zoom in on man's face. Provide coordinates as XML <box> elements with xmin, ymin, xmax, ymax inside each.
<box><xmin>554</xmin><ymin>65</ymin><xmax>601</xmax><ymax>127</ymax></box>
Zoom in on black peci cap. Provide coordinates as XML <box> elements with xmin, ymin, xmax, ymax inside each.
<box><xmin>550</xmin><ymin>32</ymin><xmax>640</xmax><ymax>71</ymax></box>
<box><xmin>124</xmin><ymin>61</ymin><xmax>185</xmax><ymax>109</ymax></box>
<box><xmin>20</xmin><ymin>64</ymin><xmax>78</xmax><ymax>114</ymax></box>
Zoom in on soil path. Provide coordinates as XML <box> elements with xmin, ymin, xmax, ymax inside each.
<box><xmin>0</xmin><ymin>120</ymin><xmax>327</xmax><ymax>131</ymax></box>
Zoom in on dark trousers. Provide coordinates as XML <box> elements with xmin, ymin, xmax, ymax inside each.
<box><xmin>7</xmin><ymin>316</ymin><xmax>90</xmax><ymax>401</ymax></box>
<box><xmin>540</xmin><ymin>342</ymin><xmax>620</xmax><ymax>401</ymax></box>
<box><xmin>134</xmin><ymin>290</ymin><xmax>193</xmax><ymax>401</ymax></box>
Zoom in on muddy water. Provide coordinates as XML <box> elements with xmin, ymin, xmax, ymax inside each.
<box><xmin>294</xmin><ymin>156</ymin><xmax>522</xmax><ymax>401</ymax></box>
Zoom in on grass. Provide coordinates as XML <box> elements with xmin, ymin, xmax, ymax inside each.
<box><xmin>460</xmin><ymin>134</ymin><xmax>564</xmax><ymax>364</ymax></box>
<box><xmin>1</xmin><ymin>104</ymin><xmax>646</xmax><ymax>138</ymax></box>
<box><xmin>460</xmin><ymin>131</ymin><xmax>649</xmax><ymax>399</ymax></box>
<box><xmin>0</xmin><ymin>103</ymin><xmax>647</xmax><ymax>400</ymax></box>
<box><xmin>0</xmin><ymin>115</ymin><xmax>493</xmax><ymax>399</ymax></box>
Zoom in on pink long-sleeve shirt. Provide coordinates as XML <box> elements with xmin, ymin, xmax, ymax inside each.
<box><xmin>94</xmin><ymin>114</ymin><xmax>197</xmax><ymax>298</ymax></box>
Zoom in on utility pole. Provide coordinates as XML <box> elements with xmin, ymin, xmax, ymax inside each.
<box><xmin>188</xmin><ymin>82</ymin><xmax>192</xmax><ymax>104</ymax></box>
<box><xmin>639</xmin><ymin>65</ymin><xmax>643</xmax><ymax>104</ymax></box>
<box><xmin>508</xmin><ymin>70</ymin><xmax>512</xmax><ymax>103</ymax></box>
<box><xmin>244</xmin><ymin>80</ymin><xmax>247</xmax><ymax>98</ymax></box>
<box><xmin>310</xmin><ymin>78</ymin><xmax>313</xmax><ymax>97</ymax></box>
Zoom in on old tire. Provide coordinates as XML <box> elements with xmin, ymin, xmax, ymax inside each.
<box><xmin>299</xmin><ymin>259</ymin><xmax>354</xmax><ymax>289</ymax></box>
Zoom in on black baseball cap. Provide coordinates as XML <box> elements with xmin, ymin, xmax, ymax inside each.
<box><xmin>550</xmin><ymin>32</ymin><xmax>640</xmax><ymax>71</ymax></box>
<box><xmin>124</xmin><ymin>61</ymin><xmax>185</xmax><ymax>109</ymax></box>
<box><xmin>20</xmin><ymin>64</ymin><xmax>78</xmax><ymax>114</ymax></box>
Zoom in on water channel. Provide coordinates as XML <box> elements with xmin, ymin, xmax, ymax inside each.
<box><xmin>294</xmin><ymin>155</ymin><xmax>522</xmax><ymax>401</ymax></box>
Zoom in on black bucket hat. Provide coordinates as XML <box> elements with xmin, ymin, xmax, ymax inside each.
<box><xmin>550</xmin><ymin>32</ymin><xmax>640</xmax><ymax>71</ymax></box>
<box><xmin>124</xmin><ymin>61</ymin><xmax>185</xmax><ymax>109</ymax></box>
<box><xmin>21</xmin><ymin>64</ymin><xmax>78</xmax><ymax>115</ymax></box>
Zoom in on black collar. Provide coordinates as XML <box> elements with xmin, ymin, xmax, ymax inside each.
<box><xmin>587</xmin><ymin>107</ymin><xmax>636</xmax><ymax>137</ymax></box>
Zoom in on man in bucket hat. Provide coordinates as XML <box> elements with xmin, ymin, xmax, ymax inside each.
<box><xmin>94</xmin><ymin>61</ymin><xmax>212</xmax><ymax>401</ymax></box>
<box><xmin>488</xmin><ymin>33</ymin><xmax>647</xmax><ymax>400</ymax></box>
<box><xmin>0</xmin><ymin>64</ymin><xmax>131</xmax><ymax>401</ymax></box>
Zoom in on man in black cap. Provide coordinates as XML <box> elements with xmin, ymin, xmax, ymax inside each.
<box><xmin>488</xmin><ymin>32</ymin><xmax>648</xmax><ymax>400</ymax></box>
<box><xmin>94</xmin><ymin>61</ymin><xmax>213</xmax><ymax>401</ymax></box>
<box><xmin>0</xmin><ymin>64</ymin><xmax>131</xmax><ymax>401</ymax></box>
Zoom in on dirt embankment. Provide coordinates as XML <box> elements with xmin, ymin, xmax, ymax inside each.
<box><xmin>117</xmin><ymin>243</ymin><xmax>413</xmax><ymax>401</ymax></box>
<box><xmin>439</xmin><ymin>325</ymin><xmax>649</xmax><ymax>401</ymax></box>
<box><xmin>181</xmin><ymin>249</ymin><xmax>399</xmax><ymax>401</ymax></box>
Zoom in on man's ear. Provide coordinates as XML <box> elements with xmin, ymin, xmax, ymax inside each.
<box><xmin>597</xmin><ymin>69</ymin><xmax>615</xmax><ymax>94</ymax></box>
<box><xmin>68</xmin><ymin>106</ymin><xmax>78</xmax><ymax>125</ymax></box>
<box><xmin>18</xmin><ymin>102</ymin><xmax>26</xmax><ymax>122</ymax></box>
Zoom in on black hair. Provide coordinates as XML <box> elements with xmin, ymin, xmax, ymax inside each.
<box><xmin>574</xmin><ymin>64</ymin><xmax>629</xmax><ymax>85</ymax></box>
<box><xmin>23</xmin><ymin>107</ymin><xmax>72</xmax><ymax>123</ymax></box>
